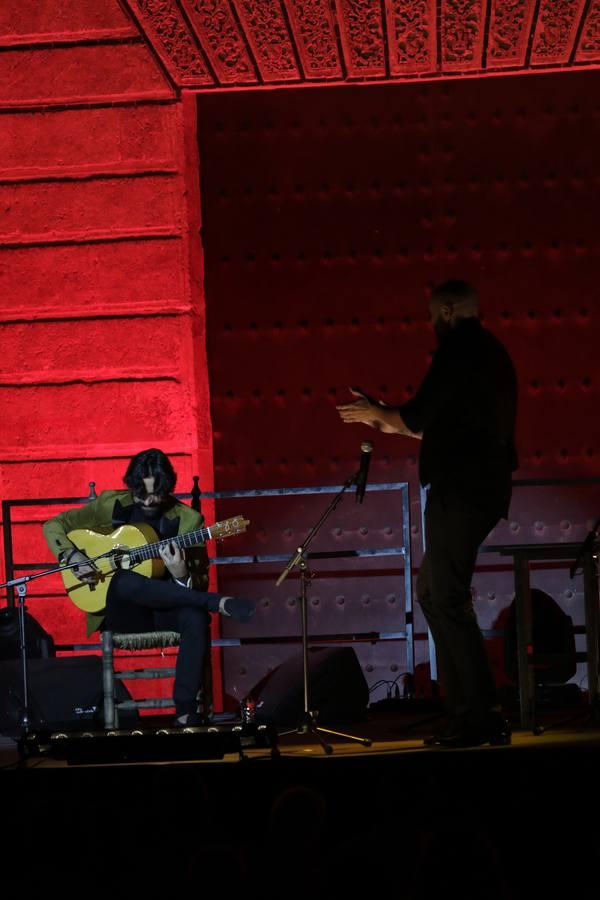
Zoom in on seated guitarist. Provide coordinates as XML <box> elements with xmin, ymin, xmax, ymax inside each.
<box><xmin>43</xmin><ymin>448</ymin><xmax>255</xmax><ymax>726</ymax></box>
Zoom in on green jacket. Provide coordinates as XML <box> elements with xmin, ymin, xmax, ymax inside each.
<box><xmin>43</xmin><ymin>489</ymin><xmax>209</xmax><ymax>636</ymax></box>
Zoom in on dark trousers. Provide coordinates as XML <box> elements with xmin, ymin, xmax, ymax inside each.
<box><xmin>416</xmin><ymin>486</ymin><xmax>502</xmax><ymax>716</ymax></box>
<box><xmin>103</xmin><ymin>570</ymin><xmax>222</xmax><ymax>716</ymax></box>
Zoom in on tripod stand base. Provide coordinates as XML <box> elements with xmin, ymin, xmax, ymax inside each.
<box><xmin>279</xmin><ymin>712</ymin><xmax>372</xmax><ymax>754</ymax></box>
<box><xmin>530</xmin><ymin>692</ymin><xmax>600</xmax><ymax>735</ymax></box>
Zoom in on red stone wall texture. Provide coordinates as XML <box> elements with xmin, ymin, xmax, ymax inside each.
<box><xmin>0</xmin><ymin>1</ymin><xmax>220</xmax><ymax>708</ymax></box>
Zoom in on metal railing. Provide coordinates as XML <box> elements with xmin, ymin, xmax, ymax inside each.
<box><xmin>1</xmin><ymin>479</ymin><xmax>416</xmax><ymax>671</ymax></box>
<box><xmin>419</xmin><ymin>476</ymin><xmax>600</xmax><ymax>680</ymax></box>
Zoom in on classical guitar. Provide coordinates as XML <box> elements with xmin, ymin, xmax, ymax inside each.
<box><xmin>59</xmin><ymin>516</ymin><xmax>249</xmax><ymax>613</ymax></box>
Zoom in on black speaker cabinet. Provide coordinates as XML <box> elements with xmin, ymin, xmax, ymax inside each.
<box><xmin>253</xmin><ymin>646</ymin><xmax>369</xmax><ymax>725</ymax></box>
<box><xmin>0</xmin><ymin>656</ymin><xmax>137</xmax><ymax>736</ymax></box>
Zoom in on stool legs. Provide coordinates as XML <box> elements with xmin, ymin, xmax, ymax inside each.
<box><xmin>102</xmin><ymin>630</ymin><xmax>117</xmax><ymax>729</ymax></box>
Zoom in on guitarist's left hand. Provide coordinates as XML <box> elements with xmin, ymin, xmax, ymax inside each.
<box><xmin>159</xmin><ymin>543</ymin><xmax>188</xmax><ymax>581</ymax></box>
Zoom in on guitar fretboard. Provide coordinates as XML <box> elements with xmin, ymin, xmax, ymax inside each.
<box><xmin>129</xmin><ymin>526</ymin><xmax>211</xmax><ymax>562</ymax></box>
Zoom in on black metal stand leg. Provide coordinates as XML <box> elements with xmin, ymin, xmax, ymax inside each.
<box><xmin>277</xmin><ymin>558</ymin><xmax>371</xmax><ymax>754</ymax></box>
<box><xmin>16</xmin><ymin>583</ymin><xmax>31</xmax><ymax>740</ymax></box>
<box><xmin>316</xmin><ymin>725</ymin><xmax>371</xmax><ymax>746</ymax></box>
<box><xmin>299</xmin><ymin>714</ymin><xmax>334</xmax><ymax>755</ymax></box>
<box><xmin>583</xmin><ymin>551</ymin><xmax>600</xmax><ymax>719</ymax></box>
<box><xmin>514</xmin><ymin>554</ymin><xmax>538</xmax><ymax>733</ymax></box>
<box><xmin>274</xmin><ymin>476</ymin><xmax>373</xmax><ymax>755</ymax></box>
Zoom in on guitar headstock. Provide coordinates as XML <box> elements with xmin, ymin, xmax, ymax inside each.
<box><xmin>210</xmin><ymin>516</ymin><xmax>250</xmax><ymax>541</ymax></box>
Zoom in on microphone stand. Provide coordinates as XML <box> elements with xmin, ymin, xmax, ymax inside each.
<box><xmin>276</xmin><ymin>474</ymin><xmax>372</xmax><ymax>754</ymax></box>
<box><xmin>0</xmin><ymin>555</ymin><xmax>108</xmax><ymax>755</ymax></box>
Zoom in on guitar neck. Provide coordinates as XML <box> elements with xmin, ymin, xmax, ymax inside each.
<box><xmin>131</xmin><ymin>527</ymin><xmax>209</xmax><ymax>562</ymax></box>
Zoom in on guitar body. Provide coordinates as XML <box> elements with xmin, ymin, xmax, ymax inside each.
<box><xmin>59</xmin><ymin>514</ymin><xmax>249</xmax><ymax>615</ymax></box>
<box><xmin>61</xmin><ymin>523</ymin><xmax>165</xmax><ymax>613</ymax></box>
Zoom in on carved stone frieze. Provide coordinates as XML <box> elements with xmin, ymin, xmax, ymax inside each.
<box><xmin>385</xmin><ymin>0</ymin><xmax>436</xmax><ymax>74</ymax></box>
<box><xmin>531</xmin><ymin>0</ymin><xmax>585</xmax><ymax>62</ymax></box>
<box><xmin>182</xmin><ymin>0</ymin><xmax>257</xmax><ymax>82</ymax></box>
<box><xmin>575</xmin><ymin>0</ymin><xmax>600</xmax><ymax>59</ymax></box>
<box><xmin>235</xmin><ymin>0</ymin><xmax>300</xmax><ymax>80</ymax></box>
<box><xmin>286</xmin><ymin>0</ymin><xmax>342</xmax><ymax>77</ymax></box>
<box><xmin>134</xmin><ymin>0</ymin><xmax>212</xmax><ymax>82</ymax></box>
<box><xmin>441</xmin><ymin>0</ymin><xmax>485</xmax><ymax>68</ymax></box>
<box><xmin>488</xmin><ymin>0</ymin><xmax>535</xmax><ymax>66</ymax></box>
<box><xmin>127</xmin><ymin>0</ymin><xmax>600</xmax><ymax>87</ymax></box>
<box><xmin>335</xmin><ymin>0</ymin><xmax>386</xmax><ymax>75</ymax></box>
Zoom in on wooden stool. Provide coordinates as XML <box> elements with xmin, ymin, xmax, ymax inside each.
<box><xmin>101</xmin><ymin>630</ymin><xmax>212</xmax><ymax>728</ymax></box>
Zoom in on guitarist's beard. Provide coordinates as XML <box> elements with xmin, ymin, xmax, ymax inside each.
<box><xmin>133</xmin><ymin>501</ymin><xmax>164</xmax><ymax>518</ymax></box>
<box><xmin>132</xmin><ymin>494</ymin><xmax>178</xmax><ymax>518</ymax></box>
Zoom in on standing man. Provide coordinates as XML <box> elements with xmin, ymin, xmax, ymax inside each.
<box><xmin>44</xmin><ymin>448</ymin><xmax>255</xmax><ymax>726</ymax></box>
<box><xmin>337</xmin><ymin>281</ymin><xmax>517</xmax><ymax>747</ymax></box>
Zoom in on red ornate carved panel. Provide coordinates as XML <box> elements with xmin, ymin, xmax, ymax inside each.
<box><xmin>385</xmin><ymin>0</ymin><xmax>437</xmax><ymax>76</ymax></box>
<box><xmin>488</xmin><ymin>0</ymin><xmax>537</xmax><ymax>68</ymax></box>
<box><xmin>127</xmin><ymin>0</ymin><xmax>214</xmax><ymax>85</ymax></box>
<box><xmin>180</xmin><ymin>0</ymin><xmax>258</xmax><ymax>84</ymax></box>
<box><xmin>577</xmin><ymin>0</ymin><xmax>600</xmax><ymax>60</ymax></box>
<box><xmin>440</xmin><ymin>0</ymin><xmax>487</xmax><ymax>71</ymax></box>
<box><xmin>235</xmin><ymin>0</ymin><xmax>301</xmax><ymax>82</ymax></box>
<box><xmin>530</xmin><ymin>0</ymin><xmax>588</xmax><ymax>66</ymax></box>
<box><xmin>119</xmin><ymin>0</ymin><xmax>600</xmax><ymax>86</ymax></box>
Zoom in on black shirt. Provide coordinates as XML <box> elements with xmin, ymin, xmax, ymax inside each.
<box><xmin>128</xmin><ymin>505</ymin><xmax>172</xmax><ymax>580</ymax></box>
<box><xmin>399</xmin><ymin>317</ymin><xmax>518</xmax><ymax>515</ymax></box>
<box><xmin>129</xmin><ymin>505</ymin><xmax>164</xmax><ymax>537</ymax></box>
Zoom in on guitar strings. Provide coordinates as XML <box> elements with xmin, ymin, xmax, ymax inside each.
<box><xmin>100</xmin><ymin>518</ymin><xmax>243</xmax><ymax>566</ymax></box>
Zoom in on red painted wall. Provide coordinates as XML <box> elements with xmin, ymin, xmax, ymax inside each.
<box><xmin>0</xmin><ymin>2</ymin><xmax>220</xmax><ymax>709</ymax></box>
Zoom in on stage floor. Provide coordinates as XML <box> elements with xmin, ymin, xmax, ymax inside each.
<box><xmin>4</xmin><ymin>710</ymin><xmax>600</xmax><ymax>895</ymax></box>
<box><xmin>3</xmin><ymin>708</ymin><xmax>600</xmax><ymax>767</ymax></box>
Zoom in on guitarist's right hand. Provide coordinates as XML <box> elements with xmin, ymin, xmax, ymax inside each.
<box><xmin>68</xmin><ymin>551</ymin><xmax>98</xmax><ymax>585</ymax></box>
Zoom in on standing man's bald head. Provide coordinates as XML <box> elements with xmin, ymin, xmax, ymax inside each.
<box><xmin>429</xmin><ymin>280</ymin><xmax>479</xmax><ymax>341</ymax></box>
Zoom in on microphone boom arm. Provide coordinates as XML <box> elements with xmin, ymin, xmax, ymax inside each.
<box><xmin>276</xmin><ymin>474</ymin><xmax>356</xmax><ymax>587</ymax></box>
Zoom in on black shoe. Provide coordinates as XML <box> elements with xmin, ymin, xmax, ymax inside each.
<box><xmin>439</xmin><ymin>711</ymin><xmax>511</xmax><ymax>748</ymax></box>
<box><xmin>220</xmin><ymin>596</ymin><xmax>256</xmax><ymax>623</ymax></box>
<box><xmin>174</xmin><ymin>712</ymin><xmax>209</xmax><ymax>727</ymax></box>
<box><xmin>423</xmin><ymin>715</ymin><xmax>467</xmax><ymax>747</ymax></box>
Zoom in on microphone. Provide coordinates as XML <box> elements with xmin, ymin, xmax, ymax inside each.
<box><xmin>355</xmin><ymin>441</ymin><xmax>373</xmax><ymax>504</ymax></box>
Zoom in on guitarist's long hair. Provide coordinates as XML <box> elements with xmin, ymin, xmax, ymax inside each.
<box><xmin>123</xmin><ymin>448</ymin><xmax>177</xmax><ymax>497</ymax></box>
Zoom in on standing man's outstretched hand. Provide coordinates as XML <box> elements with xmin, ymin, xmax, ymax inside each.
<box><xmin>336</xmin><ymin>388</ymin><xmax>422</xmax><ymax>438</ymax></box>
<box><xmin>336</xmin><ymin>388</ymin><xmax>383</xmax><ymax>429</ymax></box>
